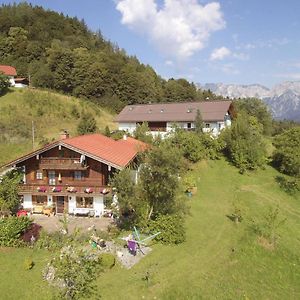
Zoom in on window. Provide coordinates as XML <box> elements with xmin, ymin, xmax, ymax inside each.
<box><xmin>76</xmin><ymin>197</ymin><xmax>93</xmax><ymax>208</ymax></box>
<box><xmin>74</xmin><ymin>171</ymin><xmax>83</xmax><ymax>180</ymax></box>
<box><xmin>36</xmin><ymin>170</ymin><xmax>43</xmax><ymax>180</ymax></box>
<box><xmin>33</xmin><ymin>195</ymin><xmax>47</xmax><ymax>205</ymax></box>
<box><xmin>48</xmin><ymin>171</ymin><xmax>55</xmax><ymax>185</ymax></box>
<box><xmin>205</xmin><ymin>123</ymin><xmax>210</xmax><ymax>128</ymax></box>
<box><xmin>187</xmin><ymin>123</ymin><xmax>192</xmax><ymax>129</ymax></box>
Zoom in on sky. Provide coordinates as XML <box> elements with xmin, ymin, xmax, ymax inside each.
<box><xmin>1</xmin><ymin>0</ymin><xmax>300</xmax><ymax>88</ymax></box>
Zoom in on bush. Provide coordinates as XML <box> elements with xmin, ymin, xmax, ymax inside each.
<box><xmin>23</xmin><ymin>257</ymin><xmax>34</xmax><ymax>270</ymax></box>
<box><xmin>273</xmin><ymin>127</ymin><xmax>300</xmax><ymax>177</ymax></box>
<box><xmin>99</xmin><ymin>253</ymin><xmax>115</xmax><ymax>269</ymax></box>
<box><xmin>221</xmin><ymin>113</ymin><xmax>267</xmax><ymax>172</ymax></box>
<box><xmin>275</xmin><ymin>176</ymin><xmax>300</xmax><ymax>195</ymax></box>
<box><xmin>148</xmin><ymin>214</ymin><xmax>186</xmax><ymax>244</ymax></box>
<box><xmin>0</xmin><ymin>216</ymin><xmax>32</xmax><ymax>247</ymax></box>
<box><xmin>35</xmin><ymin>230</ymin><xmax>66</xmax><ymax>250</ymax></box>
<box><xmin>21</xmin><ymin>223</ymin><xmax>42</xmax><ymax>243</ymax></box>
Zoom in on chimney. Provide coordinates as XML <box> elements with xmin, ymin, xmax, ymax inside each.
<box><xmin>123</xmin><ymin>134</ymin><xmax>127</xmax><ymax>141</ymax></box>
<box><xmin>60</xmin><ymin>130</ymin><xmax>69</xmax><ymax>140</ymax></box>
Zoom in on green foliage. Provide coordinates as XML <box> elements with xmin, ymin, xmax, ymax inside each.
<box><xmin>194</xmin><ymin>109</ymin><xmax>204</xmax><ymax>134</ymax></box>
<box><xmin>170</xmin><ymin>130</ymin><xmax>224</xmax><ymax>163</ymax></box>
<box><xmin>275</xmin><ymin>176</ymin><xmax>300</xmax><ymax>195</ymax></box>
<box><xmin>23</xmin><ymin>257</ymin><xmax>34</xmax><ymax>270</ymax></box>
<box><xmin>0</xmin><ymin>73</ymin><xmax>9</xmax><ymax>95</ymax></box>
<box><xmin>0</xmin><ymin>216</ymin><xmax>32</xmax><ymax>247</ymax></box>
<box><xmin>99</xmin><ymin>253</ymin><xmax>115</xmax><ymax>269</ymax></box>
<box><xmin>104</xmin><ymin>125</ymin><xmax>111</xmax><ymax>137</ymax></box>
<box><xmin>272</xmin><ymin>120</ymin><xmax>300</xmax><ymax>136</ymax></box>
<box><xmin>0</xmin><ymin>169</ymin><xmax>22</xmax><ymax>213</ymax></box>
<box><xmin>222</xmin><ymin>112</ymin><xmax>267</xmax><ymax>172</ymax></box>
<box><xmin>251</xmin><ymin>206</ymin><xmax>286</xmax><ymax>247</ymax></box>
<box><xmin>139</xmin><ymin>142</ymin><xmax>184</xmax><ymax>219</ymax></box>
<box><xmin>235</xmin><ymin>98</ymin><xmax>272</xmax><ymax>135</ymax></box>
<box><xmin>170</xmin><ymin>130</ymin><xmax>205</xmax><ymax>163</ymax></box>
<box><xmin>34</xmin><ymin>230</ymin><xmax>66</xmax><ymax>251</ymax></box>
<box><xmin>111</xmin><ymin>168</ymin><xmax>138</xmax><ymax>228</ymax></box>
<box><xmin>49</xmin><ymin>245</ymin><xmax>101</xmax><ymax>299</ymax></box>
<box><xmin>0</xmin><ymin>3</ymin><xmax>225</xmax><ymax>112</ymax></box>
<box><xmin>134</xmin><ymin>122</ymin><xmax>153</xmax><ymax>144</ymax></box>
<box><xmin>273</xmin><ymin>127</ymin><xmax>300</xmax><ymax>177</ymax></box>
<box><xmin>148</xmin><ymin>214</ymin><xmax>186</xmax><ymax>244</ymax></box>
<box><xmin>77</xmin><ymin>112</ymin><xmax>97</xmax><ymax>135</ymax></box>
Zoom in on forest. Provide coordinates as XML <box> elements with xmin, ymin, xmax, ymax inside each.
<box><xmin>0</xmin><ymin>2</ymin><xmax>221</xmax><ymax>112</ymax></box>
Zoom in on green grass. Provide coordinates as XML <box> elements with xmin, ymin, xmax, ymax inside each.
<box><xmin>0</xmin><ymin>88</ymin><xmax>116</xmax><ymax>165</ymax></box>
<box><xmin>95</xmin><ymin>160</ymin><xmax>300</xmax><ymax>299</ymax></box>
<box><xmin>0</xmin><ymin>160</ymin><xmax>299</xmax><ymax>299</ymax></box>
<box><xmin>0</xmin><ymin>247</ymin><xmax>52</xmax><ymax>299</ymax></box>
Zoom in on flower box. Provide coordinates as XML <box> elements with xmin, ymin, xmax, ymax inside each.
<box><xmin>84</xmin><ymin>188</ymin><xmax>93</xmax><ymax>194</ymax></box>
<box><xmin>66</xmin><ymin>186</ymin><xmax>77</xmax><ymax>193</ymax></box>
<box><xmin>37</xmin><ymin>186</ymin><xmax>47</xmax><ymax>192</ymax></box>
<box><xmin>52</xmin><ymin>186</ymin><xmax>62</xmax><ymax>192</ymax></box>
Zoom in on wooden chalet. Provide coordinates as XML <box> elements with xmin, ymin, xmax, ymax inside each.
<box><xmin>1</xmin><ymin>132</ymin><xmax>147</xmax><ymax>217</ymax></box>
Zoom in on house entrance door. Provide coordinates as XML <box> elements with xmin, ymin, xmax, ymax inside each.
<box><xmin>56</xmin><ymin>196</ymin><xmax>65</xmax><ymax>214</ymax></box>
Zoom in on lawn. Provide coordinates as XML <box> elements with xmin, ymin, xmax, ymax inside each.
<box><xmin>0</xmin><ymin>159</ymin><xmax>299</xmax><ymax>299</ymax></box>
<box><xmin>0</xmin><ymin>247</ymin><xmax>52</xmax><ymax>299</ymax></box>
<box><xmin>95</xmin><ymin>159</ymin><xmax>300</xmax><ymax>299</ymax></box>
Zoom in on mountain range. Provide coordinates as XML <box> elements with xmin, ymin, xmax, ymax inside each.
<box><xmin>199</xmin><ymin>81</ymin><xmax>300</xmax><ymax>121</ymax></box>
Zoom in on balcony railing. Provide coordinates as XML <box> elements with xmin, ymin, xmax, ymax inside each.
<box><xmin>40</xmin><ymin>158</ymin><xmax>89</xmax><ymax>170</ymax></box>
<box><xmin>19</xmin><ymin>184</ymin><xmax>110</xmax><ymax>196</ymax></box>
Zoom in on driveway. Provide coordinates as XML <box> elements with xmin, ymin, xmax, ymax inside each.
<box><xmin>32</xmin><ymin>214</ymin><xmax>113</xmax><ymax>233</ymax></box>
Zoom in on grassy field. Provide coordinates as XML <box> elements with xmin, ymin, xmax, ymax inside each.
<box><xmin>0</xmin><ymin>88</ymin><xmax>116</xmax><ymax>165</ymax></box>
<box><xmin>0</xmin><ymin>247</ymin><xmax>52</xmax><ymax>299</ymax></box>
<box><xmin>0</xmin><ymin>160</ymin><xmax>299</xmax><ymax>299</ymax></box>
<box><xmin>95</xmin><ymin>159</ymin><xmax>300</xmax><ymax>299</ymax></box>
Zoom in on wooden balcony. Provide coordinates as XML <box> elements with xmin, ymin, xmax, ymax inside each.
<box><xmin>40</xmin><ymin>158</ymin><xmax>89</xmax><ymax>170</ymax></box>
<box><xmin>19</xmin><ymin>184</ymin><xmax>110</xmax><ymax>196</ymax></box>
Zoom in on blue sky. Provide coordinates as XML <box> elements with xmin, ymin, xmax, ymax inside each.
<box><xmin>1</xmin><ymin>0</ymin><xmax>300</xmax><ymax>87</ymax></box>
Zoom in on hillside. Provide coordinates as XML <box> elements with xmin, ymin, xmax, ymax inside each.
<box><xmin>0</xmin><ymin>3</ymin><xmax>217</xmax><ymax>112</ymax></box>
<box><xmin>199</xmin><ymin>82</ymin><xmax>300</xmax><ymax>121</ymax></box>
<box><xmin>1</xmin><ymin>159</ymin><xmax>299</xmax><ymax>299</ymax></box>
<box><xmin>0</xmin><ymin>88</ymin><xmax>116</xmax><ymax>165</ymax></box>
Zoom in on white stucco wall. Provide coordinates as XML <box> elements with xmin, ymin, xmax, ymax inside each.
<box><xmin>118</xmin><ymin>117</ymin><xmax>231</xmax><ymax>138</ymax></box>
<box><xmin>94</xmin><ymin>196</ymin><xmax>104</xmax><ymax>217</ymax></box>
<box><xmin>68</xmin><ymin>195</ymin><xmax>76</xmax><ymax>214</ymax></box>
<box><xmin>118</xmin><ymin>122</ymin><xmax>136</xmax><ymax>134</ymax></box>
<box><xmin>47</xmin><ymin>195</ymin><xmax>53</xmax><ymax>207</ymax></box>
<box><xmin>23</xmin><ymin>194</ymin><xmax>33</xmax><ymax>209</ymax></box>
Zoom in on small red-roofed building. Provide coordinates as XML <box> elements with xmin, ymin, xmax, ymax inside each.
<box><xmin>1</xmin><ymin>132</ymin><xmax>148</xmax><ymax>217</ymax></box>
<box><xmin>0</xmin><ymin>65</ymin><xmax>17</xmax><ymax>86</ymax></box>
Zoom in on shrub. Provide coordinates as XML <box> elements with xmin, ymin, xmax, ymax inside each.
<box><xmin>0</xmin><ymin>216</ymin><xmax>32</xmax><ymax>247</ymax></box>
<box><xmin>275</xmin><ymin>176</ymin><xmax>300</xmax><ymax>195</ymax></box>
<box><xmin>23</xmin><ymin>257</ymin><xmax>34</xmax><ymax>270</ymax></box>
<box><xmin>222</xmin><ymin>113</ymin><xmax>267</xmax><ymax>172</ymax></box>
<box><xmin>46</xmin><ymin>245</ymin><xmax>101</xmax><ymax>299</ymax></box>
<box><xmin>148</xmin><ymin>214</ymin><xmax>186</xmax><ymax>244</ymax></box>
<box><xmin>35</xmin><ymin>230</ymin><xmax>66</xmax><ymax>250</ymax></box>
<box><xmin>273</xmin><ymin>127</ymin><xmax>300</xmax><ymax>177</ymax></box>
<box><xmin>250</xmin><ymin>206</ymin><xmax>286</xmax><ymax>247</ymax></box>
<box><xmin>21</xmin><ymin>223</ymin><xmax>42</xmax><ymax>243</ymax></box>
<box><xmin>99</xmin><ymin>253</ymin><xmax>115</xmax><ymax>269</ymax></box>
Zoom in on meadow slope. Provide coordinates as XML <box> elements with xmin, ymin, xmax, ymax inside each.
<box><xmin>0</xmin><ymin>88</ymin><xmax>116</xmax><ymax>165</ymax></box>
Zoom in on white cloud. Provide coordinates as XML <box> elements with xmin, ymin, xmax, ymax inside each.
<box><xmin>165</xmin><ymin>60</ymin><xmax>174</xmax><ymax>66</ymax></box>
<box><xmin>233</xmin><ymin>52</ymin><xmax>249</xmax><ymax>61</ymax></box>
<box><xmin>210</xmin><ymin>46</ymin><xmax>231</xmax><ymax>61</ymax></box>
<box><xmin>221</xmin><ymin>63</ymin><xmax>240</xmax><ymax>75</ymax></box>
<box><xmin>116</xmin><ymin>0</ymin><xmax>225</xmax><ymax>60</ymax></box>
